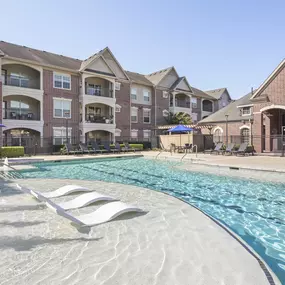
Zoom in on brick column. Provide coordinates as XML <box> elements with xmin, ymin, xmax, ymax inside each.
<box><xmin>0</xmin><ymin>80</ymin><xmax>2</xmax><ymax>147</ymax></box>
<box><xmin>264</xmin><ymin>115</ymin><xmax>271</xmax><ymax>152</ymax></box>
<box><xmin>253</xmin><ymin>113</ymin><xmax>263</xmax><ymax>153</ymax></box>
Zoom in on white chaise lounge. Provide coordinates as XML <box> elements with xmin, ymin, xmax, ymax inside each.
<box><xmin>16</xmin><ymin>184</ymin><xmax>117</xmax><ymax>210</ymax></box>
<box><xmin>45</xmin><ymin>199</ymin><xmax>143</xmax><ymax>227</ymax></box>
<box><xmin>16</xmin><ymin>184</ymin><xmax>92</xmax><ymax>200</ymax></box>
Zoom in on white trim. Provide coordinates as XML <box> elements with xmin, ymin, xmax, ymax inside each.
<box><xmin>237</xmin><ymin>104</ymin><xmax>254</xmax><ymax>108</ymax></box>
<box><xmin>53</xmin><ymin>98</ymin><xmax>72</xmax><ymax>119</ymax></box>
<box><xmin>53</xmin><ymin>72</ymin><xmax>71</xmax><ymax>90</ymax></box>
<box><xmin>253</xmin><ymin>111</ymin><xmax>261</xmax><ymax>114</ymax></box>
<box><xmin>53</xmin><ymin>126</ymin><xmax>72</xmax><ymax>131</ymax></box>
<box><xmin>131</xmin><ymin>129</ymin><xmax>138</xmax><ymax>138</ymax></box>
<box><xmin>239</xmin><ymin>125</ymin><xmax>250</xmax><ymax>130</ymax></box>
<box><xmin>260</xmin><ymin>104</ymin><xmax>285</xmax><ymax>112</ymax></box>
<box><xmin>53</xmin><ymin>97</ymin><xmax>72</xmax><ymax>102</ymax></box>
<box><xmin>143</xmin><ymin>129</ymin><xmax>151</xmax><ymax>138</ymax></box>
<box><xmin>143</xmin><ymin>107</ymin><xmax>151</xmax><ymax>111</ymax></box>
<box><xmin>241</xmin><ymin>106</ymin><xmax>252</xmax><ymax>116</ymax></box>
<box><xmin>131</xmin><ymin>106</ymin><xmax>138</xmax><ymax>110</ymax></box>
<box><xmin>115</xmin><ymin>82</ymin><xmax>121</xmax><ymax>90</ymax></box>
<box><xmin>115</xmin><ymin>104</ymin><xmax>121</xmax><ymax>112</ymax></box>
<box><xmin>213</xmin><ymin>126</ymin><xmax>223</xmax><ymax>133</ymax></box>
<box><xmin>131</xmin><ymin>107</ymin><xmax>138</xmax><ymax>123</ymax></box>
<box><xmin>162</xmin><ymin>109</ymin><xmax>169</xmax><ymax>117</ymax></box>
<box><xmin>115</xmin><ymin>128</ymin><xmax>122</xmax><ymax>136</ymax></box>
<box><xmin>143</xmin><ymin>108</ymin><xmax>151</xmax><ymax>124</ymax></box>
<box><xmin>251</xmin><ymin>59</ymin><xmax>285</xmax><ymax>99</ymax></box>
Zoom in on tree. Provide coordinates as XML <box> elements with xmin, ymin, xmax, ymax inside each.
<box><xmin>166</xmin><ymin>112</ymin><xmax>193</xmax><ymax>125</ymax></box>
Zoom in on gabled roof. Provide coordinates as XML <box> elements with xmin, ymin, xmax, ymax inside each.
<box><xmin>205</xmin><ymin>88</ymin><xmax>230</xmax><ymax>100</ymax></box>
<box><xmin>0</xmin><ymin>41</ymin><xmax>81</xmax><ymax>70</ymax></box>
<box><xmin>170</xmin><ymin>76</ymin><xmax>193</xmax><ymax>93</ymax></box>
<box><xmin>199</xmin><ymin>91</ymin><xmax>254</xmax><ymax>124</ymax></box>
<box><xmin>125</xmin><ymin>71</ymin><xmax>153</xmax><ymax>86</ymax></box>
<box><xmin>191</xmin><ymin>87</ymin><xmax>217</xmax><ymax>100</ymax></box>
<box><xmin>251</xmin><ymin>59</ymin><xmax>285</xmax><ymax>100</ymax></box>
<box><xmin>146</xmin><ymin>66</ymin><xmax>178</xmax><ymax>86</ymax></box>
<box><xmin>79</xmin><ymin>48</ymin><xmax>105</xmax><ymax>71</ymax></box>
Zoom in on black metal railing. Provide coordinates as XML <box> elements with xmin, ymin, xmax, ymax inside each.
<box><xmin>83</xmin><ymin>114</ymin><xmax>114</xmax><ymax>124</ymax></box>
<box><xmin>85</xmin><ymin>87</ymin><xmax>113</xmax><ymax>98</ymax></box>
<box><xmin>2</xmin><ymin>75</ymin><xmax>40</xmax><ymax>89</ymax></box>
<box><xmin>170</xmin><ymin>101</ymin><xmax>191</xmax><ymax>108</ymax></box>
<box><xmin>3</xmin><ymin>108</ymin><xmax>40</xmax><ymax>120</ymax></box>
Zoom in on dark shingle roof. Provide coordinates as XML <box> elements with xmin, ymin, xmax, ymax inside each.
<box><xmin>199</xmin><ymin>91</ymin><xmax>254</xmax><ymax>123</ymax></box>
<box><xmin>0</xmin><ymin>41</ymin><xmax>82</xmax><ymax>70</ymax></box>
<box><xmin>125</xmin><ymin>71</ymin><xmax>153</xmax><ymax>86</ymax></box>
<box><xmin>191</xmin><ymin>87</ymin><xmax>216</xmax><ymax>100</ymax></box>
<box><xmin>205</xmin><ymin>88</ymin><xmax>227</xmax><ymax>99</ymax></box>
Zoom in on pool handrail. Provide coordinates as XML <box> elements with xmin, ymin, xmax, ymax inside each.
<box><xmin>181</xmin><ymin>144</ymin><xmax>197</xmax><ymax>161</ymax></box>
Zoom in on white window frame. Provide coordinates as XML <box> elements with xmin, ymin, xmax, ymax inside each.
<box><xmin>241</xmin><ymin>107</ymin><xmax>251</xmax><ymax>116</ymax></box>
<box><xmin>131</xmin><ymin>88</ymin><xmax>137</xmax><ymax>101</ymax></box>
<box><xmin>143</xmin><ymin>89</ymin><xmax>151</xmax><ymax>103</ymax></box>
<box><xmin>53</xmin><ymin>72</ymin><xmax>71</xmax><ymax>90</ymax></box>
<box><xmin>163</xmin><ymin>91</ymin><xmax>169</xmax><ymax>98</ymax></box>
<box><xmin>143</xmin><ymin>108</ymin><xmax>151</xmax><ymax>124</ymax></box>
<box><xmin>131</xmin><ymin>107</ymin><xmax>138</xmax><ymax>123</ymax></box>
<box><xmin>162</xmin><ymin>109</ymin><xmax>169</xmax><ymax>117</ymax></box>
<box><xmin>53</xmin><ymin>98</ymin><xmax>72</xmax><ymax>118</ymax></box>
<box><xmin>131</xmin><ymin>129</ymin><xmax>138</xmax><ymax>138</ymax></box>
<box><xmin>191</xmin><ymin>97</ymin><xmax>197</xmax><ymax>108</ymax></box>
<box><xmin>115</xmin><ymin>104</ymin><xmax>122</xmax><ymax>113</ymax></box>
<box><xmin>115</xmin><ymin>129</ymin><xmax>122</xmax><ymax>137</ymax></box>
<box><xmin>115</xmin><ymin>82</ymin><xmax>121</xmax><ymax>90</ymax></box>
<box><xmin>143</xmin><ymin>129</ymin><xmax>151</xmax><ymax>139</ymax></box>
<box><xmin>53</xmin><ymin>127</ymin><xmax>72</xmax><ymax>145</ymax></box>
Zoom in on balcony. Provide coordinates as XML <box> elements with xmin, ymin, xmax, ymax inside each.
<box><xmin>3</xmin><ymin>108</ymin><xmax>40</xmax><ymax>121</ymax></box>
<box><xmin>86</xmin><ymin>87</ymin><xmax>113</xmax><ymax>98</ymax></box>
<box><xmin>2</xmin><ymin>75</ymin><xmax>40</xmax><ymax>89</ymax></box>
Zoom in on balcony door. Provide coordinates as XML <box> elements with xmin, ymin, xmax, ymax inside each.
<box><xmin>1</xmin><ymin>69</ymin><xmax>7</xmax><ymax>85</ymax></box>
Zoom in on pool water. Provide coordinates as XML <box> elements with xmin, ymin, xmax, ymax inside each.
<box><xmin>19</xmin><ymin>157</ymin><xmax>285</xmax><ymax>282</ymax></box>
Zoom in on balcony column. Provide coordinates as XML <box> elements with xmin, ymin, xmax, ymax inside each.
<box><xmin>81</xmin><ymin>74</ymin><xmax>86</xmax><ymax>95</ymax></box>
<box><xmin>81</xmin><ymin>103</ymin><xmax>85</xmax><ymax>123</ymax></box>
<box><xmin>40</xmin><ymin>67</ymin><xmax>43</xmax><ymax>90</ymax></box>
<box><xmin>40</xmin><ymin>99</ymin><xmax>43</xmax><ymax>121</ymax></box>
<box><xmin>111</xmin><ymin>80</ymin><xmax>116</xmax><ymax>127</ymax></box>
<box><xmin>172</xmin><ymin>92</ymin><xmax>176</xmax><ymax>113</ymax></box>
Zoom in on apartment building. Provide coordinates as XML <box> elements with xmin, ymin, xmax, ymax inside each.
<box><xmin>0</xmin><ymin>41</ymin><xmax>231</xmax><ymax>147</ymax></box>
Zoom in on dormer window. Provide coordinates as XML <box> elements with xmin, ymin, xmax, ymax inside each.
<box><xmin>242</xmin><ymin>107</ymin><xmax>251</xmax><ymax>116</ymax></box>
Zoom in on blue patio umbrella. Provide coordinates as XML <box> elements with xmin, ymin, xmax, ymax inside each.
<box><xmin>0</xmin><ymin>124</ymin><xmax>6</xmax><ymax>127</ymax></box>
<box><xmin>167</xmin><ymin>125</ymin><xmax>193</xmax><ymax>147</ymax></box>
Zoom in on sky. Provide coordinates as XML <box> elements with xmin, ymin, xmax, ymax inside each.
<box><xmin>0</xmin><ymin>0</ymin><xmax>284</xmax><ymax>99</ymax></box>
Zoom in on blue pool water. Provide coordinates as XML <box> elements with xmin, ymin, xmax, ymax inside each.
<box><xmin>19</xmin><ymin>157</ymin><xmax>285</xmax><ymax>282</ymax></box>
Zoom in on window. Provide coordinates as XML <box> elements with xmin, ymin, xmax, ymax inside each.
<box><xmin>143</xmin><ymin>130</ymin><xmax>151</xmax><ymax>139</ymax></box>
<box><xmin>241</xmin><ymin>128</ymin><xmax>250</xmax><ymax>143</ymax></box>
<box><xmin>87</xmin><ymin>84</ymin><xmax>101</xmax><ymax>96</ymax></box>
<box><xmin>115</xmin><ymin>129</ymin><xmax>122</xmax><ymax>137</ymax></box>
<box><xmin>143</xmin><ymin>109</ymin><xmax>151</xmax><ymax>124</ymax></box>
<box><xmin>10</xmin><ymin>101</ymin><xmax>29</xmax><ymax>109</ymax></box>
<box><xmin>131</xmin><ymin>88</ymin><xmax>137</xmax><ymax>100</ymax></box>
<box><xmin>131</xmin><ymin>129</ymin><xmax>138</xmax><ymax>138</ymax></box>
<box><xmin>53</xmin><ymin>98</ymin><xmax>71</xmax><ymax>118</ymax></box>
<box><xmin>115</xmin><ymin>82</ymin><xmax>121</xmax><ymax>90</ymax></box>
<box><xmin>53</xmin><ymin>127</ymin><xmax>71</xmax><ymax>145</ymax></box>
<box><xmin>163</xmin><ymin>109</ymin><xmax>169</xmax><ymax>117</ymax></box>
<box><xmin>131</xmin><ymin>107</ymin><xmax>138</xmax><ymax>122</ymax></box>
<box><xmin>53</xmin><ymin>73</ymin><xmax>71</xmax><ymax>90</ymax></box>
<box><xmin>143</xmin><ymin>90</ymin><xmax>151</xmax><ymax>103</ymax></box>
<box><xmin>191</xmin><ymin>97</ymin><xmax>197</xmax><ymax>108</ymax></box>
<box><xmin>163</xmin><ymin>91</ymin><xmax>168</xmax><ymax>98</ymax></box>
<box><xmin>242</xmin><ymin>107</ymin><xmax>251</xmax><ymax>116</ymax></box>
<box><xmin>115</xmin><ymin>104</ymin><xmax>121</xmax><ymax>113</ymax></box>
<box><xmin>191</xmin><ymin>112</ymin><xmax>198</xmax><ymax>123</ymax></box>
<box><xmin>213</xmin><ymin>128</ymin><xmax>223</xmax><ymax>143</ymax></box>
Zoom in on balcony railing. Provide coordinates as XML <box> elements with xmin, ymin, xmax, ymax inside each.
<box><xmin>3</xmin><ymin>108</ymin><xmax>40</xmax><ymax>120</ymax></box>
<box><xmin>170</xmin><ymin>101</ymin><xmax>191</xmax><ymax>108</ymax></box>
<box><xmin>85</xmin><ymin>87</ymin><xmax>113</xmax><ymax>98</ymax></box>
<box><xmin>82</xmin><ymin>114</ymin><xmax>114</xmax><ymax>124</ymax></box>
<box><xmin>2</xmin><ymin>75</ymin><xmax>40</xmax><ymax>89</ymax></box>
<box><xmin>202</xmin><ymin>106</ymin><xmax>213</xmax><ymax>112</ymax></box>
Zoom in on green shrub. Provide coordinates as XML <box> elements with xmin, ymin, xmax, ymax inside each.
<box><xmin>0</xmin><ymin>147</ymin><xmax>25</xmax><ymax>158</ymax></box>
<box><xmin>129</xmin><ymin>144</ymin><xmax>143</xmax><ymax>150</ymax></box>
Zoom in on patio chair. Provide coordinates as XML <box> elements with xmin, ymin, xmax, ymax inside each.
<box><xmin>220</xmin><ymin>143</ymin><xmax>235</xmax><ymax>155</ymax></box>
<box><xmin>232</xmin><ymin>142</ymin><xmax>249</xmax><ymax>156</ymax></box>
<box><xmin>115</xmin><ymin>142</ymin><xmax>122</xmax><ymax>153</ymax></box>
<box><xmin>16</xmin><ymin>184</ymin><xmax>116</xmax><ymax>210</ymax></box>
<box><xmin>62</xmin><ymin>144</ymin><xmax>81</xmax><ymax>155</ymax></box>
<box><xmin>16</xmin><ymin>184</ymin><xmax>92</xmax><ymax>200</ymax></box>
<box><xmin>103</xmin><ymin>142</ymin><xmax>119</xmax><ymax>154</ymax></box>
<box><xmin>79</xmin><ymin>143</ymin><xmax>95</xmax><ymax>154</ymax></box>
<box><xmin>204</xmin><ymin>142</ymin><xmax>223</xmax><ymax>154</ymax></box>
<box><xmin>91</xmin><ymin>141</ymin><xmax>107</xmax><ymax>154</ymax></box>
<box><xmin>124</xmin><ymin>142</ymin><xmax>137</xmax><ymax>152</ymax></box>
<box><xmin>45</xmin><ymin>200</ymin><xmax>143</xmax><ymax>227</ymax></box>
<box><xmin>184</xmin><ymin>143</ymin><xmax>193</xmax><ymax>153</ymax></box>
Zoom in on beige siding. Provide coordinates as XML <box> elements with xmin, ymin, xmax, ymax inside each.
<box><xmin>158</xmin><ymin>69</ymin><xmax>178</xmax><ymax>88</ymax></box>
<box><xmin>177</xmin><ymin>79</ymin><xmax>191</xmax><ymax>91</ymax></box>
<box><xmin>87</xmin><ymin>57</ymin><xmax>114</xmax><ymax>75</ymax></box>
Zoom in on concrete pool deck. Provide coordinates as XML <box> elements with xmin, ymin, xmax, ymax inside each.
<box><xmin>0</xmin><ymin>179</ymin><xmax>280</xmax><ymax>285</ymax></box>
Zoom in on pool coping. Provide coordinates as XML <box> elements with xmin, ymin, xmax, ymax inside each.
<box><xmin>15</xmin><ymin>175</ymin><xmax>281</xmax><ymax>285</ymax></box>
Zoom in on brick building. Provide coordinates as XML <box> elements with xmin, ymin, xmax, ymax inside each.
<box><xmin>199</xmin><ymin>58</ymin><xmax>285</xmax><ymax>153</ymax></box>
<box><xmin>0</xmin><ymin>41</ymin><xmax>231</xmax><ymax>147</ymax></box>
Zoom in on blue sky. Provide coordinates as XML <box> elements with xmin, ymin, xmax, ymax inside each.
<box><xmin>1</xmin><ymin>0</ymin><xmax>284</xmax><ymax>98</ymax></box>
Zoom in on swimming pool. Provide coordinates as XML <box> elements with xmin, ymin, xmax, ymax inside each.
<box><xmin>19</xmin><ymin>157</ymin><xmax>285</xmax><ymax>283</ymax></box>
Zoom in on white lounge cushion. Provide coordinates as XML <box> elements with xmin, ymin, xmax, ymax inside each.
<box><xmin>58</xmin><ymin>192</ymin><xmax>116</xmax><ymax>210</ymax></box>
<box><xmin>45</xmin><ymin>200</ymin><xmax>143</xmax><ymax>227</ymax></box>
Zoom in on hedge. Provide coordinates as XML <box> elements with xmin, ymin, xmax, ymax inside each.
<box><xmin>0</xmin><ymin>147</ymin><xmax>25</xmax><ymax>158</ymax></box>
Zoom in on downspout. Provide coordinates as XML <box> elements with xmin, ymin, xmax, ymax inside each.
<box><xmin>154</xmin><ymin>85</ymin><xmax>157</xmax><ymax>136</ymax></box>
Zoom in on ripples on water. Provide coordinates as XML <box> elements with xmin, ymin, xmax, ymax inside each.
<box><xmin>20</xmin><ymin>157</ymin><xmax>285</xmax><ymax>283</ymax></box>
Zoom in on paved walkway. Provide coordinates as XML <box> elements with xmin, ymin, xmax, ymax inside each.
<box><xmin>0</xmin><ymin>179</ymin><xmax>279</xmax><ymax>284</ymax></box>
